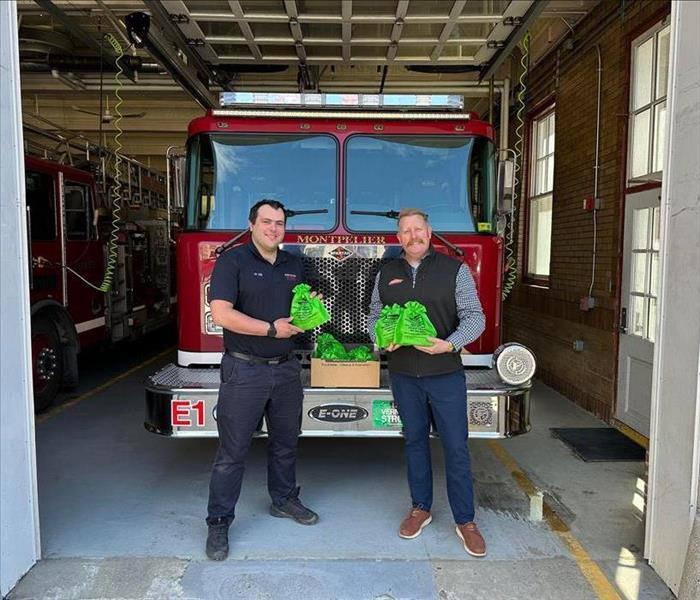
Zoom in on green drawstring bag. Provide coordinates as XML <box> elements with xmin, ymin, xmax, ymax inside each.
<box><xmin>374</xmin><ymin>304</ymin><xmax>403</xmax><ymax>349</ymax></box>
<box><xmin>315</xmin><ymin>333</ymin><xmax>347</xmax><ymax>360</ymax></box>
<box><xmin>346</xmin><ymin>345</ymin><xmax>374</xmax><ymax>362</ymax></box>
<box><xmin>290</xmin><ymin>283</ymin><xmax>330</xmax><ymax>331</ymax></box>
<box><xmin>394</xmin><ymin>301</ymin><xmax>437</xmax><ymax>347</ymax></box>
<box><xmin>314</xmin><ymin>333</ymin><xmax>375</xmax><ymax>362</ymax></box>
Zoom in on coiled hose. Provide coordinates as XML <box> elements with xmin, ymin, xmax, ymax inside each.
<box><xmin>95</xmin><ymin>32</ymin><xmax>125</xmax><ymax>293</ymax></box>
<box><xmin>36</xmin><ymin>34</ymin><xmax>126</xmax><ymax>293</ymax></box>
<box><xmin>502</xmin><ymin>32</ymin><xmax>530</xmax><ymax>300</ymax></box>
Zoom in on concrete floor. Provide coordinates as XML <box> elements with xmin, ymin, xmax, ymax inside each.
<box><xmin>9</xmin><ymin>336</ymin><xmax>674</xmax><ymax>599</ymax></box>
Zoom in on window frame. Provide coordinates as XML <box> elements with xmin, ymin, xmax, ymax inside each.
<box><xmin>523</xmin><ymin>103</ymin><xmax>556</xmax><ymax>285</ymax></box>
<box><xmin>627</xmin><ymin>19</ymin><xmax>671</xmax><ymax>184</ymax></box>
<box><xmin>26</xmin><ymin>169</ymin><xmax>57</xmax><ymax>242</ymax></box>
<box><xmin>63</xmin><ymin>180</ymin><xmax>94</xmax><ymax>241</ymax></box>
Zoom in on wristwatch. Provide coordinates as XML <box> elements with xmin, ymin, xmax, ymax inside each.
<box><xmin>267</xmin><ymin>322</ymin><xmax>277</xmax><ymax>338</ymax></box>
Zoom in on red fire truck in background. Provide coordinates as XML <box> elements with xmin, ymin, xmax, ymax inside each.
<box><xmin>26</xmin><ymin>129</ymin><xmax>181</xmax><ymax>412</ymax></box>
<box><xmin>145</xmin><ymin>93</ymin><xmax>535</xmax><ymax>439</ymax></box>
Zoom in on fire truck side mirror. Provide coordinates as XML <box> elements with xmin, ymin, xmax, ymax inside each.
<box><xmin>497</xmin><ymin>159</ymin><xmax>515</xmax><ymax>214</ymax></box>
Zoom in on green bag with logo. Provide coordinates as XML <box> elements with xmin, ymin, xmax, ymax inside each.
<box><xmin>290</xmin><ymin>283</ymin><xmax>330</xmax><ymax>331</ymax></box>
<box><xmin>374</xmin><ymin>304</ymin><xmax>404</xmax><ymax>349</ymax></box>
<box><xmin>394</xmin><ymin>301</ymin><xmax>437</xmax><ymax>347</ymax></box>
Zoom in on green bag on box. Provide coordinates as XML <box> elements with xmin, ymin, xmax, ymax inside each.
<box><xmin>346</xmin><ymin>346</ymin><xmax>374</xmax><ymax>362</ymax></box>
<box><xmin>315</xmin><ymin>333</ymin><xmax>347</xmax><ymax>360</ymax></box>
<box><xmin>290</xmin><ymin>283</ymin><xmax>330</xmax><ymax>330</ymax></box>
<box><xmin>394</xmin><ymin>301</ymin><xmax>437</xmax><ymax>347</ymax></box>
<box><xmin>374</xmin><ymin>304</ymin><xmax>403</xmax><ymax>349</ymax></box>
<box><xmin>314</xmin><ymin>333</ymin><xmax>375</xmax><ymax>362</ymax></box>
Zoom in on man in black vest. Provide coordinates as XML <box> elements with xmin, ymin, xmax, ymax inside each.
<box><xmin>367</xmin><ymin>208</ymin><xmax>487</xmax><ymax>557</ymax></box>
<box><xmin>205</xmin><ymin>199</ymin><xmax>320</xmax><ymax>561</ymax></box>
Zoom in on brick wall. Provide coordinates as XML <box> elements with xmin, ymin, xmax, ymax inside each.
<box><xmin>503</xmin><ymin>0</ymin><xmax>670</xmax><ymax>421</ymax></box>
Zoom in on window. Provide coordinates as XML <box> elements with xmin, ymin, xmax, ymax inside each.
<box><xmin>527</xmin><ymin>108</ymin><xmax>555</xmax><ymax>280</ymax></box>
<box><xmin>629</xmin><ymin>22</ymin><xmax>670</xmax><ymax>181</ymax></box>
<box><xmin>26</xmin><ymin>170</ymin><xmax>56</xmax><ymax>241</ymax></box>
<box><xmin>629</xmin><ymin>206</ymin><xmax>660</xmax><ymax>342</ymax></box>
<box><xmin>64</xmin><ymin>182</ymin><xmax>91</xmax><ymax>240</ymax></box>
<box><xmin>186</xmin><ymin>133</ymin><xmax>337</xmax><ymax>231</ymax></box>
<box><xmin>345</xmin><ymin>135</ymin><xmax>494</xmax><ymax>232</ymax></box>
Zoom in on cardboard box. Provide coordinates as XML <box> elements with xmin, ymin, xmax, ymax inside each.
<box><xmin>310</xmin><ymin>356</ymin><xmax>380</xmax><ymax>388</ymax></box>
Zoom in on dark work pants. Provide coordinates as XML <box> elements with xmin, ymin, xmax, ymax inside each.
<box><xmin>389</xmin><ymin>369</ymin><xmax>475</xmax><ymax>524</ymax></box>
<box><xmin>207</xmin><ymin>354</ymin><xmax>303</xmax><ymax>524</ymax></box>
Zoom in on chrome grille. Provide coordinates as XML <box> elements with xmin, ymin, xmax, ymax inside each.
<box><xmin>283</xmin><ymin>244</ymin><xmax>401</xmax><ymax>349</ymax></box>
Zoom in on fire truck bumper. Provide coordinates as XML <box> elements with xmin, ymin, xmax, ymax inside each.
<box><xmin>145</xmin><ymin>364</ymin><xmax>531</xmax><ymax>439</ymax></box>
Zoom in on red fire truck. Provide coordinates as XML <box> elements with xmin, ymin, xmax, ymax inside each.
<box><xmin>145</xmin><ymin>93</ymin><xmax>535</xmax><ymax>439</ymax></box>
<box><xmin>27</xmin><ymin>146</ymin><xmax>178</xmax><ymax>412</ymax></box>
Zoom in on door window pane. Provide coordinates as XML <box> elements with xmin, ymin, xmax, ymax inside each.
<box><xmin>631</xmin><ymin>294</ymin><xmax>646</xmax><ymax>337</ymax></box>
<box><xmin>650</xmin><ymin>252</ymin><xmax>660</xmax><ymax>297</ymax></box>
<box><xmin>633</xmin><ymin>37</ymin><xmax>654</xmax><ymax>110</ymax></box>
<box><xmin>628</xmin><ymin>205</ymin><xmax>659</xmax><ymax>342</ymax></box>
<box><xmin>648</xmin><ymin>298</ymin><xmax>657</xmax><ymax>342</ymax></box>
<box><xmin>631</xmin><ymin>252</ymin><xmax>648</xmax><ymax>294</ymax></box>
<box><xmin>631</xmin><ymin>109</ymin><xmax>651</xmax><ymax>178</ymax></box>
<box><xmin>632</xmin><ymin>207</ymin><xmax>650</xmax><ymax>250</ymax></box>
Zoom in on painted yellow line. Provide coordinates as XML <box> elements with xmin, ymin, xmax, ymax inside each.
<box><xmin>36</xmin><ymin>347</ymin><xmax>174</xmax><ymax>425</ymax></box>
<box><xmin>611</xmin><ymin>418</ymin><xmax>649</xmax><ymax>449</ymax></box>
<box><xmin>487</xmin><ymin>440</ymin><xmax>622</xmax><ymax>600</ymax></box>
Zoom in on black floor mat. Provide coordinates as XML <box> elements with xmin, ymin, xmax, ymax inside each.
<box><xmin>550</xmin><ymin>427</ymin><xmax>646</xmax><ymax>462</ymax></box>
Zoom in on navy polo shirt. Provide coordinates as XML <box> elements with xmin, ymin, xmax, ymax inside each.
<box><xmin>209</xmin><ymin>241</ymin><xmax>305</xmax><ymax>358</ymax></box>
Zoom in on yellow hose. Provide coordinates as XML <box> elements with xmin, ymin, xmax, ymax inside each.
<box><xmin>503</xmin><ymin>32</ymin><xmax>530</xmax><ymax>300</ymax></box>
<box><xmin>97</xmin><ymin>33</ymin><xmax>124</xmax><ymax>293</ymax></box>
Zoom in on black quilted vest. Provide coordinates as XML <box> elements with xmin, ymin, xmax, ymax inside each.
<box><xmin>378</xmin><ymin>249</ymin><xmax>462</xmax><ymax>377</ymax></box>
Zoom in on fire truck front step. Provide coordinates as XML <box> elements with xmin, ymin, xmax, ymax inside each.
<box><xmin>145</xmin><ymin>364</ymin><xmax>531</xmax><ymax>439</ymax></box>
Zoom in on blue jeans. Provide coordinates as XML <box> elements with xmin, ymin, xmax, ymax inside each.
<box><xmin>207</xmin><ymin>354</ymin><xmax>303</xmax><ymax>524</ymax></box>
<box><xmin>390</xmin><ymin>370</ymin><xmax>475</xmax><ymax>524</ymax></box>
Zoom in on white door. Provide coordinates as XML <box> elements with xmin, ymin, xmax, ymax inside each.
<box><xmin>615</xmin><ymin>188</ymin><xmax>661</xmax><ymax>437</ymax></box>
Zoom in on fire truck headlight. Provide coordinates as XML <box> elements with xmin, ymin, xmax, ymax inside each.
<box><xmin>493</xmin><ymin>343</ymin><xmax>536</xmax><ymax>386</ymax></box>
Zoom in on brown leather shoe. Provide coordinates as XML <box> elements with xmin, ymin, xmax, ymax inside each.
<box><xmin>399</xmin><ymin>508</ymin><xmax>432</xmax><ymax>539</ymax></box>
<box><xmin>456</xmin><ymin>522</ymin><xmax>486</xmax><ymax>557</ymax></box>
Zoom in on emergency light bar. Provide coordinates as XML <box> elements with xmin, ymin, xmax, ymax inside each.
<box><xmin>219</xmin><ymin>92</ymin><xmax>464</xmax><ymax>111</ymax></box>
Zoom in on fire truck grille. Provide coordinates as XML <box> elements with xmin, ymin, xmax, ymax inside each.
<box><xmin>298</xmin><ymin>256</ymin><xmax>391</xmax><ymax>348</ymax></box>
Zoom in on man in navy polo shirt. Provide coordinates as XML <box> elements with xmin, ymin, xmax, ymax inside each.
<box><xmin>205</xmin><ymin>199</ymin><xmax>319</xmax><ymax>561</ymax></box>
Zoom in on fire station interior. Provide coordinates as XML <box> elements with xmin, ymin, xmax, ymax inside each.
<box><xmin>2</xmin><ymin>1</ymin><xmax>699</xmax><ymax>599</ymax></box>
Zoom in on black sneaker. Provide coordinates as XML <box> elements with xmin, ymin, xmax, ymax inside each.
<box><xmin>205</xmin><ymin>517</ymin><xmax>230</xmax><ymax>560</ymax></box>
<box><xmin>269</xmin><ymin>487</ymin><xmax>319</xmax><ymax>525</ymax></box>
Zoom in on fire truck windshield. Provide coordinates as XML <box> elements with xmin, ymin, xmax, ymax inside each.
<box><xmin>345</xmin><ymin>135</ymin><xmax>495</xmax><ymax>233</ymax></box>
<box><xmin>187</xmin><ymin>133</ymin><xmax>337</xmax><ymax>231</ymax></box>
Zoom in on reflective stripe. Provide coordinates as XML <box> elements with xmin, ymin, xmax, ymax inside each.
<box><xmin>75</xmin><ymin>316</ymin><xmax>106</xmax><ymax>333</ymax></box>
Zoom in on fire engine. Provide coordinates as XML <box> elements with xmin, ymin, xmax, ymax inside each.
<box><xmin>26</xmin><ymin>126</ymin><xmax>180</xmax><ymax>412</ymax></box>
<box><xmin>145</xmin><ymin>93</ymin><xmax>536</xmax><ymax>439</ymax></box>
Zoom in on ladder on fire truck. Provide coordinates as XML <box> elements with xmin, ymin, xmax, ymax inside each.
<box><xmin>22</xmin><ymin>110</ymin><xmax>178</xmax><ymax>216</ymax></box>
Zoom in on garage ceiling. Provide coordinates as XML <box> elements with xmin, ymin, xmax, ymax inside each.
<box><xmin>17</xmin><ymin>0</ymin><xmax>596</xmax><ymax>167</ymax></box>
